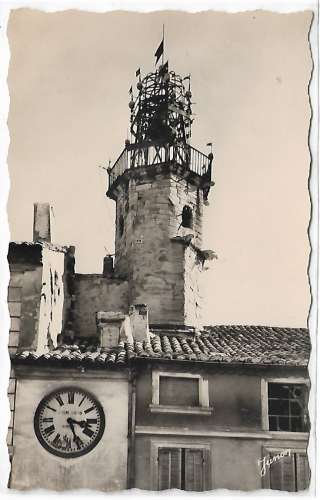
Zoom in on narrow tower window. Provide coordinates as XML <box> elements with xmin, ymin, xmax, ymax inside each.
<box><xmin>182</xmin><ymin>205</ymin><xmax>193</xmax><ymax>229</ymax></box>
<box><xmin>119</xmin><ymin>215</ymin><xmax>124</xmax><ymax>237</ymax></box>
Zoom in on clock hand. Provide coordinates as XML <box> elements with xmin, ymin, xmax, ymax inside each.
<box><xmin>66</xmin><ymin>417</ymin><xmax>82</xmax><ymax>449</ymax></box>
<box><xmin>67</xmin><ymin>417</ymin><xmax>77</xmax><ymax>436</ymax></box>
<box><xmin>67</xmin><ymin>418</ymin><xmax>91</xmax><ymax>428</ymax></box>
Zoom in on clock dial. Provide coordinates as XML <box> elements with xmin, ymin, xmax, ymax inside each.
<box><xmin>34</xmin><ymin>387</ymin><xmax>105</xmax><ymax>458</ymax></box>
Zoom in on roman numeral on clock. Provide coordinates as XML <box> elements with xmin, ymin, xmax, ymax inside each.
<box><xmin>86</xmin><ymin>419</ymin><xmax>97</xmax><ymax>425</ymax></box>
<box><xmin>78</xmin><ymin>396</ymin><xmax>85</xmax><ymax>407</ymax></box>
<box><xmin>74</xmin><ymin>436</ymin><xmax>84</xmax><ymax>450</ymax></box>
<box><xmin>45</xmin><ymin>405</ymin><xmax>56</xmax><ymax>412</ymax></box>
<box><xmin>68</xmin><ymin>391</ymin><xmax>75</xmax><ymax>404</ymax></box>
<box><xmin>52</xmin><ymin>433</ymin><xmax>61</xmax><ymax>447</ymax></box>
<box><xmin>84</xmin><ymin>406</ymin><xmax>94</xmax><ymax>414</ymax></box>
<box><xmin>83</xmin><ymin>426</ymin><xmax>94</xmax><ymax>438</ymax></box>
<box><xmin>42</xmin><ymin>417</ymin><xmax>53</xmax><ymax>423</ymax></box>
<box><xmin>55</xmin><ymin>395</ymin><xmax>64</xmax><ymax>406</ymax></box>
<box><xmin>43</xmin><ymin>425</ymin><xmax>55</xmax><ymax>437</ymax></box>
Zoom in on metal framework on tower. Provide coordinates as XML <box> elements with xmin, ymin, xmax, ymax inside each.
<box><xmin>130</xmin><ymin>67</ymin><xmax>192</xmax><ymax>146</ymax></box>
<box><xmin>107</xmin><ymin>59</ymin><xmax>214</xmax><ymax>201</ymax></box>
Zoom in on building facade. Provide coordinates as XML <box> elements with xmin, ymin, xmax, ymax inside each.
<box><xmin>7</xmin><ymin>62</ymin><xmax>311</xmax><ymax>492</ymax></box>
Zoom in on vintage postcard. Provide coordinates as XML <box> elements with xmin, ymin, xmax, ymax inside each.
<box><xmin>0</xmin><ymin>2</ymin><xmax>318</xmax><ymax>496</ymax></box>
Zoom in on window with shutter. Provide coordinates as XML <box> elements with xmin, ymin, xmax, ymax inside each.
<box><xmin>269</xmin><ymin>454</ymin><xmax>295</xmax><ymax>491</ymax></box>
<box><xmin>158</xmin><ymin>448</ymin><xmax>181</xmax><ymax>490</ymax></box>
<box><xmin>158</xmin><ymin>447</ymin><xmax>208</xmax><ymax>491</ymax></box>
<box><xmin>265</xmin><ymin>450</ymin><xmax>310</xmax><ymax>492</ymax></box>
<box><xmin>184</xmin><ymin>449</ymin><xmax>204</xmax><ymax>491</ymax></box>
<box><xmin>295</xmin><ymin>453</ymin><xmax>310</xmax><ymax>490</ymax></box>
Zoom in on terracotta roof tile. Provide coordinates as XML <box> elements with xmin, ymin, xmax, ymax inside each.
<box><xmin>13</xmin><ymin>325</ymin><xmax>310</xmax><ymax>368</ymax></box>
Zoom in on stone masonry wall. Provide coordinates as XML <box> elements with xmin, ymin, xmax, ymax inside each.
<box><xmin>168</xmin><ymin>173</ymin><xmax>203</xmax><ymax>247</ymax></box>
<box><xmin>9</xmin><ymin>265</ymin><xmax>43</xmax><ymax>351</ymax></box>
<box><xmin>114</xmin><ymin>182</ymin><xmax>132</xmax><ymax>278</ymax></box>
<box><xmin>73</xmin><ymin>275</ymin><xmax>129</xmax><ymax>337</ymax></box>
<box><xmin>113</xmin><ymin>171</ymin><xmax>204</xmax><ymax>326</ymax></box>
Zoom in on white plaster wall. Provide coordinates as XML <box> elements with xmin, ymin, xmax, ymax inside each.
<box><xmin>37</xmin><ymin>247</ymin><xmax>65</xmax><ymax>352</ymax></box>
<box><xmin>10</xmin><ymin>373</ymin><xmax>129</xmax><ymax>491</ymax></box>
<box><xmin>184</xmin><ymin>246</ymin><xmax>203</xmax><ymax>328</ymax></box>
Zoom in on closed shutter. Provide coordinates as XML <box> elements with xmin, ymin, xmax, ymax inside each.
<box><xmin>295</xmin><ymin>453</ymin><xmax>310</xmax><ymax>491</ymax></box>
<box><xmin>268</xmin><ymin>452</ymin><xmax>310</xmax><ymax>492</ymax></box>
<box><xmin>269</xmin><ymin>454</ymin><xmax>295</xmax><ymax>491</ymax></box>
<box><xmin>158</xmin><ymin>447</ymin><xmax>208</xmax><ymax>491</ymax></box>
<box><xmin>158</xmin><ymin>448</ymin><xmax>181</xmax><ymax>490</ymax></box>
<box><xmin>184</xmin><ymin>449</ymin><xmax>205</xmax><ymax>491</ymax></box>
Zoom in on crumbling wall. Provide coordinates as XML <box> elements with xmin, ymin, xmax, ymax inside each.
<box><xmin>8</xmin><ymin>264</ymin><xmax>43</xmax><ymax>351</ymax></box>
<box><xmin>184</xmin><ymin>246</ymin><xmax>203</xmax><ymax>328</ymax></box>
<box><xmin>114</xmin><ymin>186</ymin><xmax>130</xmax><ymax>278</ymax></box>
<box><xmin>7</xmin><ymin>242</ymin><xmax>70</xmax><ymax>352</ymax></box>
<box><xmin>7</xmin><ymin>256</ymin><xmax>43</xmax><ymax>456</ymax></box>
<box><xmin>8</xmin><ymin>269</ymin><xmax>26</xmax><ymax>355</ymax></box>
<box><xmin>73</xmin><ymin>275</ymin><xmax>129</xmax><ymax>337</ymax></box>
<box><xmin>37</xmin><ymin>246</ymin><xmax>66</xmax><ymax>352</ymax></box>
<box><xmin>7</xmin><ymin>242</ymin><xmax>71</xmax><ymax>459</ymax></box>
<box><xmin>168</xmin><ymin>173</ymin><xmax>203</xmax><ymax>247</ymax></box>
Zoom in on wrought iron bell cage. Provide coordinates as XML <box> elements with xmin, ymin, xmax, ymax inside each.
<box><xmin>129</xmin><ymin>68</ymin><xmax>193</xmax><ymax>147</ymax></box>
<box><xmin>107</xmin><ymin>64</ymin><xmax>214</xmax><ymax>201</ymax></box>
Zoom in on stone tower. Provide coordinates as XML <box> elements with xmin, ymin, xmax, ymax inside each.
<box><xmin>107</xmin><ymin>64</ymin><xmax>214</xmax><ymax>329</ymax></box>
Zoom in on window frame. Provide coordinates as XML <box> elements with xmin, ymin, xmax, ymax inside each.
<box><xmin>261</xmin><ymin>377</ymin><xmax>310</xmax><ymax>435</ymax></box>
<box><xmin>150</xmin><ymin>371</ymin><xmax>213</xmax><ymax>415</ymax></box>
<box><xmin>261</xmin><ymin>446</ymin><xmax>309</xmax><ymax>491</ymax></box>
<box><xmin>150</xmin><ymin>439</ymin><xmax>212</xmax><ymax>491</ymax></box>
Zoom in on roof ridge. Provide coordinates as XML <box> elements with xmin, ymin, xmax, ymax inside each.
<box><xmin>204</xmin><ymin>324</ymin><xmax>308</xmax><ymax>330</ymax></box>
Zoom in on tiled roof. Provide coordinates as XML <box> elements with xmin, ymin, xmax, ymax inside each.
<box><xmin>13</xmin><ymin>325</ymin><xmax>310</xmax><ymax>368</ymax></box>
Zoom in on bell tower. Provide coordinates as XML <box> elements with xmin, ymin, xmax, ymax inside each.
<box><xmin>106</xmin><ymin>61</ymin><xmax>214</xmax><ymax>329</ymax></box>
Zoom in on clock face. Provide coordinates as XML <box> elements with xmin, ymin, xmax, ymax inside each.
<box><xmin>34</xmin><ymin>387</ymin><xmax>105</xmax><ymax>458</ymax></box>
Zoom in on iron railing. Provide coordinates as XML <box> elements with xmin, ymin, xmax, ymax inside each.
<box><xmin>108</xmin><ymin>143</ymin><xmax>211</xmax><ymax>191</ymax></box>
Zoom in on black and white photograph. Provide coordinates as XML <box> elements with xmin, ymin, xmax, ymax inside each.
<box><xmin>0</xmin><ymin>2</ymin><xmax>318</xmax><ymax>495</ymax></box>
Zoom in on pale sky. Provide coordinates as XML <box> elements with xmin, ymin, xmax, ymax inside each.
<box><xmin>7</xmin><ymin>9</ymin><xmax>313</xmax><ymax>327</ymax></box>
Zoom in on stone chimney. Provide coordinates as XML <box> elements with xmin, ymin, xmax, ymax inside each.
<box><xmin>96</xmin><ymin>311</ymin><xmax>133</xmax><ymax>349</ymax></box>
<box><xmin>33</xmin><ymin>203</ymin><xmax>53</xmax><ymax>242</ymax></box>
<box><xmin>129</xmin><ymin>304</ymin><xmax>150</xmax><ymax>342</ymax></box>
<box><xmin>102</xmin><ymin>255</ymin><xmax>114</xmax><ymax>278</ymax></box>
<box><xmin>96</xmin><ymin>305</ymin><xmax>149</xmax><ymax>348</ymax></box>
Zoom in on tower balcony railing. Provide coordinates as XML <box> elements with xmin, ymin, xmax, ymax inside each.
<box><xmin>108</xmin><ymin>142</ymin><xmax>212</xmax><ymax>192</ymax></box>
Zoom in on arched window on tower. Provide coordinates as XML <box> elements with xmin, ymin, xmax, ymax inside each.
<box><xmin>182</xmin><ymin>205</ymin><xmax>193</xmax><ymax>229</ymax></box>
<box><xmin>119</xmin><ymin>215</ymin><xmax>124</xmax><ymax>237</ymax></box>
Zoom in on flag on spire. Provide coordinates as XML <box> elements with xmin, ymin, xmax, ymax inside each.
<box><xmin>154</xmin><ymin>39</ymin><xmax>164</xmax><ymax>65</ymax></box>
<box><xmin>159</xmin><ymin>60</ymin><xmax>168</xmax><ymax>77</ymax></box>
<box><xmin>136</xmin><ymin>68</ymin><xmax>141</xmax><ymax>78</ymax></box>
